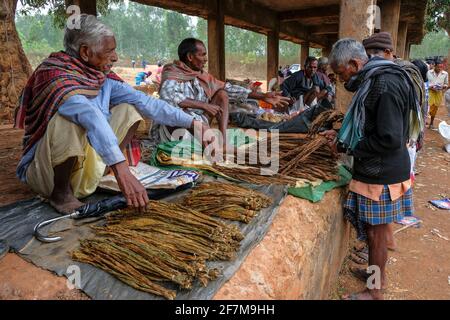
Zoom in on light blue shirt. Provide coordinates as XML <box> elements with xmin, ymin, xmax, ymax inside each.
<box><xmin>16</xmin><ymin>78</ymin><xmax>194</xmax><ymax>182</ymax></box>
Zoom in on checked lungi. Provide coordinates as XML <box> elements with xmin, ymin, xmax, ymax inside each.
<box><xmin>344</xmin><ymin>185</ymin><xmax>414</xmax><ymax>241</ymax></box>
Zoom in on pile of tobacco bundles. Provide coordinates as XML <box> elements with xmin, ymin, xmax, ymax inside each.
<box><xmin>73</xmin><ymin>184</ymin><xmax>273</xmax><ymax>299</ymax></box>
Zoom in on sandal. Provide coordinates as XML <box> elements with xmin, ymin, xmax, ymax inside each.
<box><xmin>350</xmin><ymin>266</ymin><xmax>369</xmax><ymax>282</ymax></box>
<box><xmin>350</xmin><ymin>252</ymin><xmax>368</xmax><ymax>265</ymax></box>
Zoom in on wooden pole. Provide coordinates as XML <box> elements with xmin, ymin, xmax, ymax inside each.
<box><xmin>207</xmin><ymin>0</ymin><xmax>225</xmax><ymax>80</ymax></box>
<box><xmin>300</xmin><ymin>42</ymin><xmax>310</xmax><ymax>66</ymax></box>
<box><xmin>381</xmin><ymin>0</ymin><xmax>401</xmax><ymax>52</ymax></box>
<box><xmin>267</xmin><ymin>21</ymin><xmax>279</xmax><ymax>91</ymax></box>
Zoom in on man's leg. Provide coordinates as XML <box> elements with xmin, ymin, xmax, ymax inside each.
<box><xmin>304</xmin><ymin>87</ymin><xmax>319</xmax><ymax>106</ymax></box>
<box><xmin>211</xmin><ymin>89</ymin><xmax>230</xmax><ymax>148</ymax></box>
<box><xmin>386</xmin><ymin>223</ymin><xmax>397</xmax><ymax>251</ymax></box>
<box><xmin>345</xmin><ymin>224</ymin><xmax>388</xmax><ymax>300</ymax></box>
<box><xmin>27</xmin><ymin>105</ymin><xmax>143</xmax><ymax>214</ymax></box>
<box><xmin>26</xmin><ymin>114</ymin><xmax>88</xmax><ymax>214</ymax></box>
<box><xmin>366</xmin><ymin>224</ymin><xmax>388</xmax><ymax>299</ymax></box>
<box><xmin>429</xmin><ymin>104</ymin><xmax>438</xmax><ymax>128</ymax></box>
<box><xmin>49</xmin><ymin>157</ymin><xmax>83</xmax><ymax>213</ymax></box>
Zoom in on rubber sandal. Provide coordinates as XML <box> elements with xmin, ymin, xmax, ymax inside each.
<box><xmin>350</xmin><ymin>266</ymin><xmax>369</xmax><ymax>282</ymax></box>
<box><xmin>350</xmin><ymin>252</ymin><xmax>368</xmax><ymax>265</ymax></box>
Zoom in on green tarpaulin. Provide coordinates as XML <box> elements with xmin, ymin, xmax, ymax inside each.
<box><xmin>288</xmin><ymin>165</ymin><xmax>352</xmax><ymax>202</ymax></box>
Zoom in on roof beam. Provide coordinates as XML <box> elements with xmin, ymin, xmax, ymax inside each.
<box><xmin>309</xmin><ymin>24</ymin><xmax>339</xmax><ymax>35</ymax></box>
<box><xmin>279</xmin><ymin>4</ymin><xmax>340</xmax><ymax>23</ymax></box>
<box><xmin>133</xmin><ymin>0</ymin><xmax>330</xmax><ymax>47</ymax></box>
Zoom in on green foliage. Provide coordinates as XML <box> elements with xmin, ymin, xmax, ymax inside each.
<box><xmin>410</xmin><ymin>30</ymin><xmax>450</xmax><ymax>59</ymax></box>
<box><xmin>14</xmin><ymin>1</ymin><xmax>311</xmax><ymax>76</ymax></box>
<box><xmin>425</xmin><ymin>0</ymin><xmax>450</xmax><ymax>34</ymax></box>
<box><xmin>18</xmin><ymin>0</ymin><xmax>121</xmax><ymax>28</ymax></box>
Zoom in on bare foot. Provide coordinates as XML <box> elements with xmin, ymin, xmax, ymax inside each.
<box><xmin>349</xmin><ymin>266</ymin><xmax>388</xmax><ymax>290</ymax></box>
<box><xmin>49</xmin><ymin>193</ymin><xmax>84</xmax><ymax>214</ymax></box>
<box><xmin>343</xmin><ymin>289</ymin><xmax>383</xmax><ymax>300</ymax></box>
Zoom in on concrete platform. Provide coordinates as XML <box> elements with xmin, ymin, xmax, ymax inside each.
<box><xmin>214</xmin><ymin>188</ymin><xmax>350</xmax><ymax>299</ymax></box>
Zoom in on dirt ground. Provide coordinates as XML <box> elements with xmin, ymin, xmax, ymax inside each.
<box><xmin>0</xmin><ymin>99</ymin><xmax>449</xmax><ymax>299</ymax></box>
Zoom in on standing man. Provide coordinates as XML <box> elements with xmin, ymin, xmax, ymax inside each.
<box><xmin>322</xmin><ymin>38</ymin><xmax>419</xmax><ymax>300</ymax></box>
<box><xmin>316</xmin><ymin>57</ymin><xmax>331</xmax><ymax>87</ymax></box>
<box><xmin>360</xmin><ymin>32</ymin><xmax>426</xmax><ymax>258</ymax></box>
<box><xmin>427</xmin><ymin>59</ymin><xmax>448</xmax><ymax>129</ymax></box>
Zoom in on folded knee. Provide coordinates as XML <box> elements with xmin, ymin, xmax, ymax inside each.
<box><xmin>213</xmin><ymin>89</ymin><xmax>229</xmax><ymax>103</ymax></box>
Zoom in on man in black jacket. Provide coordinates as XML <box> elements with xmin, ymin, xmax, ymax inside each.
<box><xmin>322</xmin><ymin>38</ymin><xmax>417</xmax><ymax>300</ymax></box>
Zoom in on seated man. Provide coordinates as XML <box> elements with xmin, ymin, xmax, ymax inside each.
<box><xmin>281</xmin><ymin>56</ymin><xmax>330</xmax><ymax>112</ymax></box>
<box><xmin>158</xmin><ymin>38</ymin><xmax>289</xmax><ymax>147</ymax></box>
<box><xmin>316</xmin><ymin>57</ymin><xmax>332</xmax><ymax>87</ymax></box>
<box><xmin>15</xmin><ymin>15</ymin><xmax>209</xmax><ymax>214</ymax></box>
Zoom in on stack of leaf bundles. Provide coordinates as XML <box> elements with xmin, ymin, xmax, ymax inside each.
<box><xmin>182</xmin><ymin>182</ymin><xmax>273</xmax><ymax>223</ymax></box>
<box><xmin>72</xmin><ymin>200</ymin><xmax>244</xmax><ymax>300</ymax></box>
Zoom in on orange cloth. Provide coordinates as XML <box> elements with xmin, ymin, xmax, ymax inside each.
<box><xmin>159</xmin><ymin>60</ymin><xmax>225</xmax><ymax>99</ymax></box>
<box><xmin>349</xmin><ymin>179</ymin><xmax>412</xmax><ymax>201</ymax></box>
<box><xmin>258</xmin><ymin>100</ymin><xmax>273</xmax><ymax>109</ymax></box>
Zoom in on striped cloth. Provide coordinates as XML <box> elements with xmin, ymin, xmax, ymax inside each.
<box><xmin>344</xmin><ymin>185</ymin><xmax>414</xmax><ymax>241</ymax></box>
<box><xmin>14</xmin><ymin>51</ymin><xmax>123</xmax><ymax>155</ymax></box>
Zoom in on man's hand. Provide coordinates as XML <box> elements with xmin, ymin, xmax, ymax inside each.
<box><xmin>319</xmin><ymin>130</ymin><xmax>338</xmax><ymax>156</ymax></box>
<box><xmin>320</xmin><ymin>129</ymin><xmax>337</xmax><ymax>143</ymax></box>
<box><xmin>202</xmin><ymin>103</ymin><xmax>222</xmax><ymax>118</ymax></box>
<box><xmin>111</xmin><ymin>161</ymin><xmax>149</xmax><ymax>213</ymax></box>
<box><xmin>263</xmin><ymin>92</ymin><xmax>290</xmax><ymax>110</ymax></box>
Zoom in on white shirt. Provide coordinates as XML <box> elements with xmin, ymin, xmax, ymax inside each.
<box><xmin>427</xmin><ymin>70</ymin><xmax>448</xmax><ymax>89</ymax></box>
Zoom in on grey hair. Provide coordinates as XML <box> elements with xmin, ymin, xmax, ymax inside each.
<box><xmin>318</xmin><ymin>57</ymin><xmax>329</xmax><ymax>66</ymax></box>
<box><xmin>329</xmin><ymin>38</ymin><xmax>368</xmax><ymax>68</ymax></box>
<box><xmin>64</xmin><ymin>14</ymin><xmax>114</xmax><ymax>58</ymax></box>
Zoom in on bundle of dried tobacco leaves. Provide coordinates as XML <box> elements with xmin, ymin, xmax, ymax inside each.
<box><xmin>182</xmin><ymin>182</ymin><xmax>273</xmax><ymax>223</ymax></box>
<box><xmin>72</xmin><ymin>200</ymin><xmax>244</xmax><ymax>300</ymax></box>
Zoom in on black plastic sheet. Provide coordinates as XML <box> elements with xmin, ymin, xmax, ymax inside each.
<box><xmin>230</xmin><ymin>99</ymin><xmax>333</xmax><ymax>133</ymax></box>
<box><xmin>0</xmin><ymin>181</ymin><xmax>287</xmax><ymax>300</ymax></box>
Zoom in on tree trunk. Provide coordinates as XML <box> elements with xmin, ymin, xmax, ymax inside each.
<box><xmin>0</xmin><ymin>0</ymin><xmax>32</xmax><ymax>124</ymax></box>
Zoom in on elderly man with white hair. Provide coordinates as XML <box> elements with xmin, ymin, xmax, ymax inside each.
<box><xmin>15</xmin><ymin>14</ymin><xmax>210</xmax><ymax>214</ymax></box>
<box><xmin>321</xmin><ymin>38</ymin><xmax>422</xmax><ymax>300</ymax></box>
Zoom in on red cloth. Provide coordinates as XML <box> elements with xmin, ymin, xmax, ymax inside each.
<box><xmin>159</xmin><ymin>60</ymin><xmax>225</xmax><ymax>99</ymax></box>
<box><xmin>125</xmin><ymin>138</ymin><xmax>141</xmax><ymax>167</ymax></box>
<box><xmin>14</xmin><ymin>51</ymin><xmax>123</xmax><ymax>154</ymax></box>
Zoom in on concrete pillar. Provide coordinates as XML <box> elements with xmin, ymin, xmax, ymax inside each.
<box><xmin>381</xmin><ymin>0</ymin><xmax>401</xmax><ymax>52</ymax></box>
<box><xmin>267</xmin><ymin>24</ymin><xmax>280</xmax><ymax>90</ymax></box>
<box><xmin>65</xmin><ymin>0</ymin><xmax>97</xmax><ymax>15</ymax></box>
<box><xmin>300</xmin><ymin>42</ymin><xmax>310</xmax><ymax>66</ymax></box>
<box><xmin>396</xmin><ymin>22</ymin><xmax>408</xmax><ymax>59</ymax></box>
<box><xmin>207</xmin><ymin>0</ymin><xmax>225</xmax><ymax>80</ymax></box>
<box><xmin>335</xmin><ymin>0</ymin><xmax>375</xmax><ymax>112</ymax></box>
